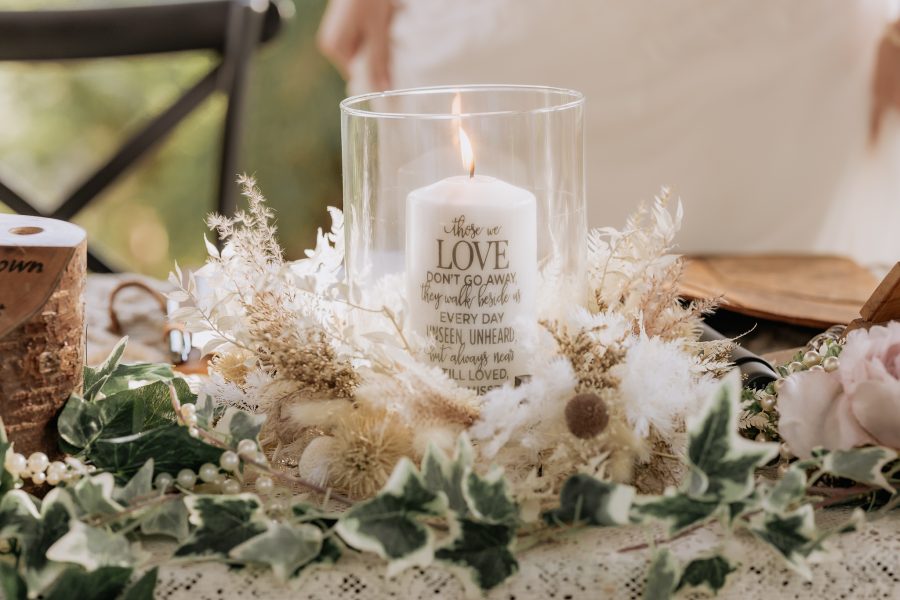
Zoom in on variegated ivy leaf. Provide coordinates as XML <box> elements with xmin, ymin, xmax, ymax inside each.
<box><xmin>632</xmin><ymin>491</ymin><xmax>720</xmax><ymax>535</ymax></box>
<box><xmin>676</xmin><ymin>555</ymin><xmax>736</xmax><ymax>594</ymax></box>
<box><xmin>115</xmin><ymin>459</ymin><xmax>155</xmax><ymax>505</ymax></box>
<box><xmin>46</xmin><ymin>521</ymin><xmax>136</xmax><ymax>571</ymax></box>
<box><xmin>821</xmin><ymin>446</ymin><xmax>898</xmax><ymax>492</ymax></box>
<box><xmin>335</xmin><ymin>458</ymin><xmax>446</xmax><ymax>577</ymax></box>
<box><xmin>175</xmin><ymin>494</ymin><xmax>268</xmax><ymax>559</ymax></box>
<box><xmin>215</xmin><ymin>407</ymin><xmax>266</xmax><ymax>449</ymax></box>
<box><xmin>42</xmin><ymin>566</ymin><xmax>133</xmax><ymax>600</ymax></box>
<box><xmin>687</xmin><ymin>372</ymin><xmax>778</xmax><ymax>503</ymax></box>
<box><xmin>763</xmin><ymin>465</ymin><xmax>807</xmax><ymax>513</ymax></box>
<box><xmin>749</xmin><ymin>504</ymin><xmax>825</xmax><ymax>579</ymax></box>
<box><xmin>119</xmin><ymin>567</ymin><xmax>159</xmax><ymax>600</ymax></box>
<box><xmin>83</xmin><ymin>337</ymin><xmax>128</xmax><ymax>401</ymax></box>
<box><xmin>140</xmin><ymin>498</ymin><xmax>190</xmax><ymax>541</ymax></box>
<box><xmin>422</xmin><ymin>437</ymin><xmax>474</xmax><ymax>517</ymax></box>
<box><xmin>229</xmin><ymin>522</ymin><xmax>324</xmax><ymax>582</ymax></box>
<box><xmin>70</xmin><ymin>472</ymin><xmax>124</xmax><ymax>517</ymax></box>
<box><xmin>643</xmin><ymin>548</ymin><xmax>680</xmax><ymax>600</ymax></box>
<box><xmin>0</xmin><ymin>489</ymin><xmax>76</xmax><ymax>594</ymax></box>
<box><xmin>291</xmin><ymin>503</ymin><xmax>342</xmax><ymax>565</ymax></box>
<box><xmin>543</xmin><ymin>474</ymin><xmax>635</xmax><ymax>527</ymax></box>
<box><xmin>435</xmin><ymin>519</ymin><xmax>518</xmax><ymax>592</ymax></box>
<box><xmin>0</xmin><ymin>562</ymin><xmax>26</xmax><ymax>600</ymax></box>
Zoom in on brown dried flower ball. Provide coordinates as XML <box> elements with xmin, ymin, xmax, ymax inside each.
<box><xmin>565</xmin><ymin>393</ymin><xmax>609</xmax><ymax>439</ymax></box>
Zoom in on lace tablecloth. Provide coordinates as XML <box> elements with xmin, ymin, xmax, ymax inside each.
<box><xmin>85</xmin><ymin>276</ymin><xmax>900</xmax><ymax>599</ymax></box>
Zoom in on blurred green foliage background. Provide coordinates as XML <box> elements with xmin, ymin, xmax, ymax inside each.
<box><xmin>0</xmin><ymin>0</ymin><xmax>344</xmax><ymax>276</ymax></box>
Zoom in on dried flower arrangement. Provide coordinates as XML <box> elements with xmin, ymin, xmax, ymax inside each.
<box><xmin>170</xmin><ymin>178</ymin><xmax>731</xmax><ymax>501</ymax></box>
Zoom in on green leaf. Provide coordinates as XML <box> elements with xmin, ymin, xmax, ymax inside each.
<box><xmin>0</xmin><ymin>489</ymin><xmax>76</xmax><ymax>594</ymax></box>
<box><xmin>0</xmin><ymin>562</ymin><xmax>26</xmax><ymax>600</ymax></box>
<box><xmin>140</xmin><ymin>498</ymin><xmax>190</xmax><ymax>541</ymax></box>
<box><xmin>749</xmin><ymin>505</ymin><xmax>823</xmax><ymax>579</ymax></box>
<box><xmin>175</xmin><ymin>495</ymin><xmax>268</xmax><ymax>559</ymax></box>
<box><xmin>677</xmin><ymin>555</ymin><xmax>736</xmax><ymax>594</ymax></box>
<box><xmin>57</xmin><ymin>396</ymin><xmax>104</xmax><ymax>451</ymax></box>
<box><xmin>229</xmin><ymin>523</ymin><xmax>324</xmax><ymax>581</ymax></box>
<box><xmin>821</xmin><ymin>446</ymin><xmax>898</xmax><ymax>492</ymax></box>
<box><xmin>543</xmin><ymin>474</ymin><xmax>635</xmax><ymax>527</ymax></box>
<box><xmin>687</xmin><ymin>373</ymin><xmax>778</xmax><ymax>502</ymax></box>
<box><xmin>94</xmin><ymin>381</ymin><xmax>180</xmax><ymax>440</ymax></box>
<box><xmin>643</xmin><ymin>548</ymin><xmax>680</xmax><ymax>600</ymax></box>
<box><xmin>89</xmin><ymin>425</ymin><xmax>222</xmax><ymax>482</ymax></box>
<box><xmin>632</xmin><ymin>492</ymin><xmax>720</xmax><ymax>535</ymax></box>
<box><xmin>119</xmin><ymin>567</ymin><xmax>158</xmax><ymax>600</ymax></box>
<box><xmin>100</xmin><ymin>363</ymin><xmax>175</xmax><ymax>397</ymax></box>
<box><xmin>216</xmin><ymin>408</ymin><xmax>266</xmax><ymax>448</ymax></box>
<box><xmin>336</xmin><ymin>459</ymin><xmax>446</xmax><ymax>576</ymax></box>
<box><xmin>422</xmin><ymin>437</ymin><xmax>474</xmax><ymax>517</ymax></box>
<box><xmin>0</xmin><ymin>418</ymin><xmax>17</xmax><ymax>495</ymax></box>
<box><xmin>115</xmin><ymin>460</ymin><xmax>155</xmax><ymax>505</ymax></box>
<box><xmin>42</xmin><ymin>566</ymin><xmax>132</xmax><ymax>600</ymax></box>
<box><xmin>464</xmin><ymin>468</ymin><xmax>518</xmax><ymax>526</ymax></box>
<box><xmin>291</xmin><ymin>502</ymin><xmax>342</xmax><ymax>566</ymax></box>
<box><xmin>764</xmin><ymin>466</ymin><xmax>807</xmax><ymax>513</ymax></box>
<box><xmin>434</xmin><ymin>519</ymin><xmax>518</xmax><ymax>591</ymax></box>
<box><xmin>83</xmin><ymin>338</ymin><xmax>128</xmax><ymax>401</ymax></box>
<box><xmin>46</xmin><ymin>521</ymin><xmax>136</xmax><ymax>571</ymax></box>
<box><xmin>70</xmin><ymin>473</ymin><xmax>125</xmax><ymax>518</ymax></box>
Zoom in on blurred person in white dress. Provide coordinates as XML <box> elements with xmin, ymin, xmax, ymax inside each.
<box><xmin>318</xmin><ymin>0</ymin><xmax>900</xmax><ymax>268</ymax></box>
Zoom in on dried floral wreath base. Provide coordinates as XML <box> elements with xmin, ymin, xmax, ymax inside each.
<box><xmin>171</xmin><ymin>177</ymin><xmax>732</xmax><ymax>502</ymax></box>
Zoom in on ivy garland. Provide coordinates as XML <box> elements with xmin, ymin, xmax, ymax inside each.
<box><xmin>0</xmin><ymin>340</ymin><xmax>898</xmax><ymax>600</ymax></box>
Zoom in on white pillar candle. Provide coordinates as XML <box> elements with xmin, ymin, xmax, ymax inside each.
<box><xmin>406</xmin><ymin>174</ymin><xmax>537</xmax><ymax>394</ymax></box>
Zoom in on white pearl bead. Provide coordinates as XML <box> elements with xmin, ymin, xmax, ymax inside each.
<box><xmin>809</xmin><ymin>364</ymin><xmax>824</xmax><ymax>372</ymax></box>
<box><xmin>221</xmin><ymin>479</ymin><xmax>241</xmax><ymax>495</ymax></box>
<box><xmin>823</xmin><ymin>356</ymin><xmax>840</xmax><ymax>372</ymax></box>
<box><xmin>199</xmin><ymin>463</ymin><xmax>219</xmax><ymax>483</ymax></box>
<box><xmin>237</xmin><ymin>439</ymin><xmax>257</xmax><ymax>456</ymax></box>
<box><xmin>47</xmin><ymin>461</ymin><xmax>66</xmax><ymax>478</ymax></box>
<box><xmin>773</xmin><ymin>378</ymin><xmax>785</xmax><ymax>392</ymax></box>
<box><xmin>213</xmin><ymin>472</ymin><xmax>227</xmax><ymax>485</ymax></box>
<box><xmin>219</xmin><ymin>451</ymin><xmax>240</xmax><ymax>472</ymax></box>
<box><xmin>180</xmin><ymin>403</ymin><xmax>197</xmax><ymax>418</ymax></box>
<box><xmin>154</xmin><ymin>472</ymin><xmax>174</xmax><ymax>490</ymax></box>
<box><xmin>760</xmin><ymin>395</ymin><xmax>777</xmax><ymax>412</ymax></box>
<box><xmin>255</xmin><ymin>476</ymin><xmax>274</xmax><ymax>494</ymax></box>
<box><xmin>188</xmin><ymin>427</ymin><xmax>200</xmax><ymax>438</ymax></box>
<box><xmin>31</xmin><ymin>471</ymin><xmax>47</xmax><ymax>485</ymax></box>
<box><xmin>802</xmin><ymin>351</ymin><xmax>821</xmax><ymax>367</ymax></box>
<box><xmin>27</xmin><ymin>452</ymin><xmax>49</xmax><ymax>474</ymax></box>
<box><xmin>177</xmin><ymin>469</ymin><xmax>197</xmax><ymax>489</ymax></box>
<box><xmin>46</xmin><ymin>472</ymin><xmax>61</xmax><ymax>486</ymax></box>
<box><xmin>788</xmin><ymin>361</ymin><xmax>804</xmax><ymax>374</ymax></box>
<box><xmin>184</xmin><ymin>414</ymin><xmax>198</xmax><ymax>428</ymax></box>
<box><xmin>4</xmin><ymin>452</ymin><xmax>27</xmax><ymax>476</ymax></box>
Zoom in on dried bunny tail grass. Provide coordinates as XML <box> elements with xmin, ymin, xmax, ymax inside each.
<box><xmin>542</xmin><ymin>320</ymin><xmax>626</xmax><ymax>392</ymax></box>
<box><xmin>356</xmin><ymin>368</ymin><xmax>480</xmax><ymax>428</ymax></box>
<box><xmin>327</xmin><ymin>405</ymin><xmax>415</xmax><ymax>499</ymax></box>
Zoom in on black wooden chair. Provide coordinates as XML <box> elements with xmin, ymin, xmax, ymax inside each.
<box><xmin>0</xmin><ymin>0</ymin><xmax>288</xmax><ymax>272</ymax></box>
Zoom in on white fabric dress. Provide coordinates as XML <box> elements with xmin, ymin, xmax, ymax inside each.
<box><xmin>349</xmin><ymin>0</ymin><xmax>900</xmax><ymax>268</ymax></box>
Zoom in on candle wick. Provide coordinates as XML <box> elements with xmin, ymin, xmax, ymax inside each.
<box><xmin>468</xmin><ymin>161</ymin><xmax>475</xmax><ymax>179</ymax></box>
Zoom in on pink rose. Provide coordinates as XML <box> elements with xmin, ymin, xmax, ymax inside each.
<box><xmin>777</xmin><ymin>322</ymin><xmax>900</xmax><ymax>458</ymax></box>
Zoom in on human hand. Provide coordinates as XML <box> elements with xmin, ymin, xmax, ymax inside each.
<box><xmin>317</xmin><ymin>0</ymin><xmax>393</xmax><ymax>90</ymax></box>
<box><xmin>870</xmin><ymin>21</ymin><xmax>900</xmax><ymax>145</ymax></box>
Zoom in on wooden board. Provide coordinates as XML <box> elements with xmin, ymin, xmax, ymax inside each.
<box><xmin>680</xmin><ymin>254</ymin><xmax>879</xmax><ymax>328</ymax></box>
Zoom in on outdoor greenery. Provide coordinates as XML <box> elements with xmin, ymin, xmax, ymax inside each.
<box><xmin>0</xmin><ymin>0</ymin><xmax>344</xmax><ymax>276</ymax></box>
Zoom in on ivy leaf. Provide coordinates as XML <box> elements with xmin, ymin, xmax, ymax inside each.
<box><xmin>175</xmin><ymin>494</ymin><xmax>268</xmax><ymax>559</ymax></box>
<box><xmin>543</xmin><ymin>474</ymin><xmax>635</xmax><ymax>526</ymax></box>
<box><xmin>0</xmin><ymin>418</ymin><xmax>17</xmax><ymax>495</ymax></box>
<box><xmin>42</xmin><ymin>566</ymin><xmax>132</xmax><ymax>600</ymax></box>
<box><xmin>70</xmin><ymin>473</ymin><xmax>124</xmax><ymax>518</ymax></box>
<box><xmin>434</xmin><ymin>519</ymin><xmax>518</xmax><ymax>592</ymax></box>
<box><xmin>749</xmin><ymin>505</ymin><xmax>824</xmax><ymax>579</ymax></box>
<box><xmin>422</xmin><ymin>437</ymin><xmax>473</xmax><ymax>517</ymax></box>
<box><xmin>821</xmin><ymin>446</ymin><xmax>898</xmax><ymax>492</ymax></box>
<box><xmin>291</xmin><ymin>502</ymin><xmax>342</xmax><ymax>566</ymax></box>
<box><xmin>57</xmin><ymin>396</ymin><xmax>103</xmax><ymax>452</ymax></box>
<box><xmin>763</xmin><ymin>465</ymin><xmax>807</xmax><ymax>513</ymax></box>
<box><xmin>99</xmin><ymin>363</ymin><xmax>175</xmax><ymax>397</ymax></box>
<box><xmin>89</xmin><ymin>424</ymin><xmax>222</xmax><ymax>482</ymax></box>
<box><xmin>93</xmin><ymin>381</ymin><xmax>181</xmax><ymax>440</ymax></box>
<box><xmin>0</xmin><ymin>489</ymin><xmax>76</xmax><ymax>594</ymax></box>
<box><xmin>115</xmin><ymin>459</ymin><xmax>155</xmax><ymax>505</ymax></box>
<box><xmin>687</xmin><ymin>373</ymin><xmax>778</xmax><ymax>503</ymax></box>
<box><xmin>632</xmin><ymin>492</ymin><xmax>720</xmax><ymax>535</ymax></box>
<box><xmin>643</xmin><ymin>548</ymin><xmax>680</xmax><ymax>600</ymax></box>
<box><xmin>676</xmin><ymin>555</ymin><xmax>736</xmax><ymax>594</ymax></box>
<box><xmin>140</xmin><ymin>498</ymin><xmax>190</xmax><ymax>541</ymax></box>
<box><xmin>336</xmin><ymin>458</ymin><xmax>446</xmax><ymax>576</ymax></box>
<box><xmin>46</xmin><ymin>521</ymin><xmax>136</xmax><ymax>571</ymax></box>
<box><xmin>83</xmin><ymin>338</ymin><xmax>128</xmax><ymax>401</ymax></box>
<box><xmin>229</xmin><ymin>523</ymin><xmax>324</xmax><ymax>582</ymax></box>
<box><xmin>119</xmin><ymin>567</ymin><xmax>158</xmax><ymax>600</ymax></box>
<box><xmin>464</xmin><ymin>468</ymin><xmax>518</xmax><ymax>526</ymax></box>
<box><xmin>216</xmin><ymin>408</ymin><xmax>266</xmax><ymax>448</ymax></box>
<box><xmin>0</xmin><ymin>562</ymin><xmax>26</xmax><ymax>600</ymax></box>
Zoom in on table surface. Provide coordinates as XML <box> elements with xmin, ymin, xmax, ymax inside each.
<box><xmin>85</xmin><ymin>275</ymin><xmax>900</xmax><ymax>600</ymax></box>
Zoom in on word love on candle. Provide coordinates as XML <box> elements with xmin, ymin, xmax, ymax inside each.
<box><xmin>406</xmin><ymin>125</ymin><xmax>536</xmax><ymax>394</ymax></box>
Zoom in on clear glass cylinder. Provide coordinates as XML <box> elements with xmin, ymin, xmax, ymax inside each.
<box><xmin>341</xmin><ymin>85</ymin><xmax>586</xmax><ymax>393</ymax></box>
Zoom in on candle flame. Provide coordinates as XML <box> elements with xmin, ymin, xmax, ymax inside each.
<box><xmin>452</xmin><ymin>93</ymin><xmax>475</xmax><ymax>178</ymax></box>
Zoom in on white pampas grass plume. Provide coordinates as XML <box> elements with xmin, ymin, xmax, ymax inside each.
<box><xmin>297</xmin><ymin>436</ymin><xmax>337</xmax><ymax>487</ymax></box>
